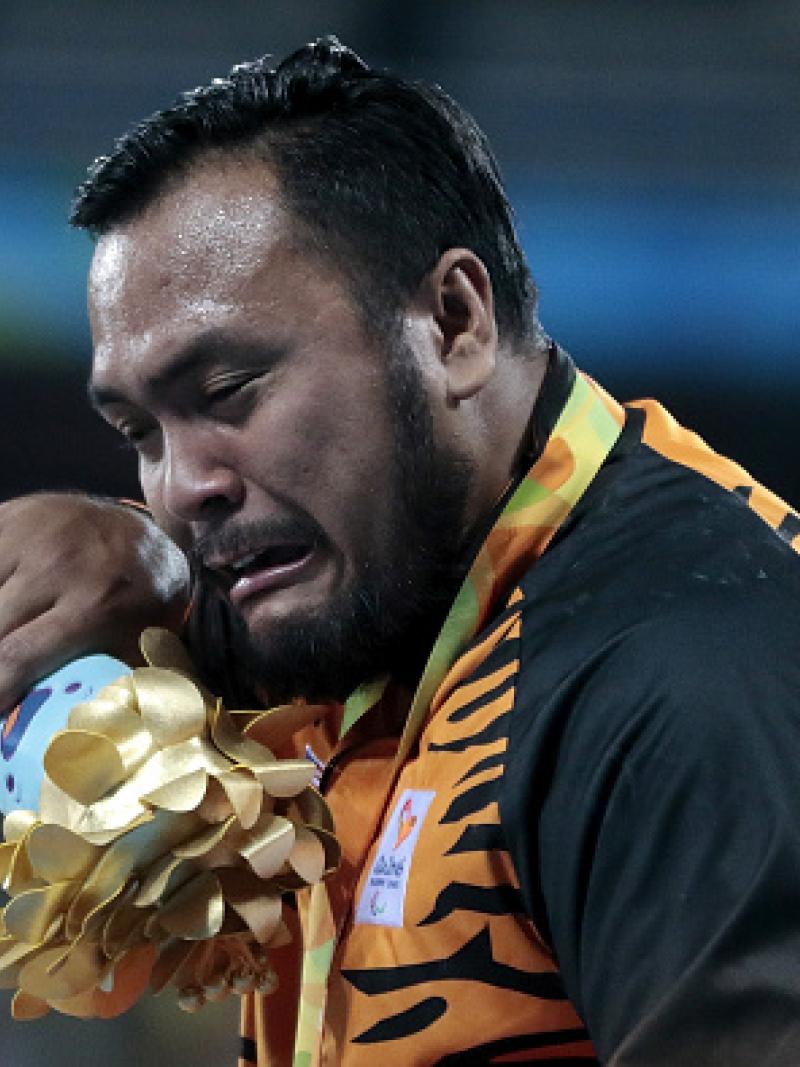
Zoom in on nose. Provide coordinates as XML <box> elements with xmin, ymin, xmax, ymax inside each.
<box><xmin>156</xmin><ymin>424</ymin><xmax>245</xmax><ymax>525</ymax></box>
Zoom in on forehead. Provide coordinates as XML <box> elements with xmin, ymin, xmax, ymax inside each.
<box><xmin>91</xmin><ymin>158</ymin><xmax>286</xmax><ymax>287</ymax></box>
<box><xmin>88</xmin><ymin>159</ymin><xmax>310</xmax><ymax>377</ymax></box>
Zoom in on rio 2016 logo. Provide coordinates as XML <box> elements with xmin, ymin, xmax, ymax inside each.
<box><xmin>393</xmin><ymin>796</ymin><xmax>417</xmax><ymax>849</ymax></box>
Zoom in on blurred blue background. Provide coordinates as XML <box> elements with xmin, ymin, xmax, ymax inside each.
<box><xmin>0</xmin><ymin>0</ymin><xmax>798</xmax><ymax>1062</ymax></box>
<box><xmin>1</xmin><ymin>0</ymin><xmax>798</xmax><ymax>505</ymax></box>
<box><xmin>2</xmin><ymin>0</ymin><xmax>799</xmax><ymax>503</ymax></box>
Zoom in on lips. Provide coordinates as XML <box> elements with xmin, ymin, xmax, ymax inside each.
<box><xmin>207</xmin><ymin>542</ymin><xmax>319</xmax><ymax>607</ymax></box>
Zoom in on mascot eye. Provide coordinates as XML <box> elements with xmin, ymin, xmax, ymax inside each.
<box><xmin>1</xmin><ymin>688</ymin><xmax>52</xmax><ymax>760</ymax></box>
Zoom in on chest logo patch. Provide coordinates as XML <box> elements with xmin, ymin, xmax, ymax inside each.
<box><xmin>355</xmin><ymin>788</ymin><xmax>436</xmax><ymax>928</ymax></box>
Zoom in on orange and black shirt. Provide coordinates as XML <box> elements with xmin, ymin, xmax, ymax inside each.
<box><xmin>236</xmin><ymin>349</ymin><xmax>800</xmax><ymax>1066</ymax></box>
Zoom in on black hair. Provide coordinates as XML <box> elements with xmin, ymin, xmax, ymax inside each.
<box><xmin>70</xmin><ymin>35</ymin><xmax>538</xmax><ymax>344</ymax></box>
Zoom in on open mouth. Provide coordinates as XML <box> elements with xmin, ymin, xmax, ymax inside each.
<box><xmin>225</xmin><ymin>544</ymin><xmax>311</xmax><ymax>578</ymax></box>
<box><xmin>213</xmin><ymin>543</ymin><xmax>318</xmax><ymax>606</ymax></box>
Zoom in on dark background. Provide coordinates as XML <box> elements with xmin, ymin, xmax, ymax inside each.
<box><xmin>0</xmin><ymin>2</ymin><xmax>798</xmax><ymax>1063</ymax></box>
<box><xmin>2</xmin><ymin>1</ymin><xmax>799</xmax><ymax>508</ymax></box>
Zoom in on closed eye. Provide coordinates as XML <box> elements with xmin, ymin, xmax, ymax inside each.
<box><xmin>200</xmin><ymin>373</ymin><xmax>261</xmax><ymax>419</ymax></box>
<box><xmin>205</xmin><ymin>380</ymin><xmax>248</xmax><ymax>405</ymax></box>
<box><xmin>116</xmin><ymin>420</ymin><xmax>156</xmax><ymax>448</ymax></box>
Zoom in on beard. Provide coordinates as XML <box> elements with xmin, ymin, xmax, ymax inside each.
<box><xmin>187</xmin><ymin>341</ymin><xmax>475</xmax><ymax>707</ymax></box>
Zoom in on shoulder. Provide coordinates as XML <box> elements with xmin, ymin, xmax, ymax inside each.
<box><xmin>512</xmin><ymin>414</ymin><xmax>800</xmax><ymax>715</ymax></box>
<box><xmin>502</xmin><ymin>452</ymin><xmax>800</xmax><ymax>934</ymax></box>
<box><xmin>510</xmin><ymin>552</ymin><xmax>800</xmax><ymax>811</ymax></box>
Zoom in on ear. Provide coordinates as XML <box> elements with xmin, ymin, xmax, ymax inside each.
<box><xmin>421</xmin><ymin>249</ymin><xmax>498</xmax><ymax>405</ymax></box>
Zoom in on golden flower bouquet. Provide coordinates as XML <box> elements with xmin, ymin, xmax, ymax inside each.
<box><xmin>0</xmin><ymin>629</ymin><xmax>338</xmax><ymax>1020</ymax></box>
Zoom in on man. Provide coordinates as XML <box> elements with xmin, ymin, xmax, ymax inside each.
<box><xmin>2</xmin><ymin>36</ymin><xmax>800</xmax><ymax>1066</ymax></box>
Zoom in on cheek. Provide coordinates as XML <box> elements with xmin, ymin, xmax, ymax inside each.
<box><xmin>255</xmin><ymin>401</ymin><xmax>392</xmax><ymax>517</ymax></box>
<box><xmin>138</xmin><ymin>467</ymin><xmax>191</xmax><ymax>551</ymax></box>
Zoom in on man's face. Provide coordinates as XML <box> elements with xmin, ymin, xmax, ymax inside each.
<box><xmin>88</xmin><ymin>159</ymin><xmax>474</xmax><ymax>702</ymax></box>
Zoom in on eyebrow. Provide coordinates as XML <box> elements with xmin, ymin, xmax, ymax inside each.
<box><xmin>88</xmin><ymin>331</ymin><xmax>285</xmax><ymax>412</ymax></box>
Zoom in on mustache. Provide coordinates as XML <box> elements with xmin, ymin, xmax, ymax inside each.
<box><xmin>188</xmin><ymin>514</ymin><xmax>324</xmax><ymax>573</ymax></box>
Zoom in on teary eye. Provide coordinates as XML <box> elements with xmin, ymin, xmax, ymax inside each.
<box><xmin>206</xmin><ymin>380</ymin><xmax>246</xmax><ymax>405</ymax></box>
<box><xmin>118</xmin><ymin>422</ymin><xmax>149</xmax><ymax>444</ymax></box>
<box><xmin>200</xmin><ymin>373</ymin><xmax>261</xmax><ymax>420</ymax></box>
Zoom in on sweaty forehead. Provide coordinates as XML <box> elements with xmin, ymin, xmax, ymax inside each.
<box><xmin>88</xmin><ymin>159</ymin><xmax>289</xmax><ymax>336</ymax></box>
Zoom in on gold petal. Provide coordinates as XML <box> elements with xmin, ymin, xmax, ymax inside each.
<box><xmin>66</xmin><ymin>810</ymin><xmax>200</xmax><ymax>936</ymax></box>
<box><xmin>38</xmin><ymin>774</ymin><xmax>85</xmax><ymax>830</ymax></box>
<box><xmin>149</xmin><ymin>938</ymin><xmax>195</xmax><ymax>994</ymax></box>
<box><xmin>26</xmin><ymin>824</ymin><xmax>100</xmax><ymax>883</ymax></box>
<box><xmin>238</xmin><ymin>814</ymin><xmax>295</xmax><ymax>880</ymax></box>
<box><xmin>192</xmin><ymin>838</ymin><xmax>244</xmax><ymax>872</ymax></box>
<box><xmin>253</xmin><ymin>760</ymin><xmax>316</xmax><ymax>798</ymax></box>
<box><xmin>217</xmin><ymin>869</ymin><xmax>282</xmax><ymax>945</ymax></box>
<box><xmin>270</xmin><ymin>871</ymin><xmax>308</xmax><ymax>893</ymax></box>
<box><xmin>287</xmin><ymin>826</ymin><xmax>325</xmax><ymax>885</ymax></box>
<box><xmin>0</xmin><ymin>840</ymin><xmax>18</xmax><ymax>885</ymax></box>
<box><xmin>143</xmin><ymin>910</ymin><xmax>165</xmax><ymax>941</ymax></box>
<box><xmin>65</xmin><ymin>880</ymin><xmax>127</xmax><ymax>944</ymax></box>
<box><xmin>139</xmin><ymin>628</ymin><xmax>197</xmax><ymax>674</ymax></box>
<box><xmin>3</xmin><ymin>810</ymin><xmax>38</xmax><ymax>843</ymax></box>
<box><xmin>73</xmin><ymin>737</ymin><xmax>222</xmax><ymax>835</ymax></box>
<box><xmin>132</xmin><ymin>668</ymin><xmax>207</xmax><ymax>747</ymax></box>
<box><xmin>216</xmin><ymin>770</ymin><xmax>262</xmax><ymax>829</ymax></box>
<box><xmin>141</xmin><ymin>769</ymin><xmax>209</xmax><ymax>812</ymax></box>
<box><xmin>11</xmin><ymin>989</ymin><xmax>50</xmax><ymax>1020</ymax></box>
<box><xmin>3</xmin><ymin>881</ymin><xmax>75</xmax><ymax>944</ymax></box>
<box><xmin>239</xmin><ymin>899</ymin><xmax>282</xmax><ymax>947</ymax></box>
<box><xmin>94</xmin><ymin>674</ymin><xmax>138</xmax><ymax>709</ymax></box>
<box><xmin>283</xmin><ymin>787</ymin><xmax>335</xmax><ymax>833</ymax></box>
<box><xmin>134</xmin><ymin>855</ymin><xmax>198</xmax><ymax>909</ymax></box>
<box><xmin>196</xmin><ymin>778</ymin><xmax>235</xmax><ymax>824</ymax></box>
<box><xmin>7</xmin><ymin>830</ymin><xmax>42</xmax><ymax>896</ymax></box>
<box><xmin>243</xmin><ymin>702</ymin><xmax>328</xmax><ymax>751</ymax></box>
<box><xmin>45</xmin><ymin>987</ymin><xmax>102</xmax><ymax>1019</ymax></box>
<box><xmin>101</xmin><ymin>893</ymin><xmax>150</xmax><ymax>956</ymax></box>
<box><xmin>158</xmin><ymin>871</ymin><xmax>224</xmax><ymax>940</ymax></box>
<box><xmin>315</xmin><ymin>827</ymin><xmax>342</xmax><ymax>874</ymax></box>
<box><xmin>80</xmin><ymin>812</ymin><xmax>153</xmax><ymax>848</ymax></box>
<box><xmin>209</xmin><ymin>703</ymin><xmax>276</xmax><ymax>768</ymax></box>
<box><xmin>0</xmin><ymin>938</ymin><xmax>39</xmax><ymax>989</ymax></box>
<box><xmin>19</xmin><ymin>940</ymin><xmax>108</xmax><ymax>999</ymax></box>
<box><xmin>67</xmin><ymin>704</ymin><xmax>153</xmax><ymax>775</ymax></box>
<box><xmin>74</xmin><ymin>797</ymin><xmax>147</xmax><ymax>838</ymax></box>
<box><xmin>121</xmin><ymin>736</ymin><xmax>227</xmax><ymax>803</ymax></box>
<box><xmin>172</xmin><ymin>815</ymin><xmax>236</xmax><ymax>860</ymax></box>
<box><xmin>44</xmin><ymin>729</ymin><xmax>126</xmax><ymax>805</ymax></box>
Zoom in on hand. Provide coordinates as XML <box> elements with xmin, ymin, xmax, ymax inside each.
<box><xmin>0</xmin><ymin>493</ymin><xmax>190</xmax><ymax>712</ymax></box>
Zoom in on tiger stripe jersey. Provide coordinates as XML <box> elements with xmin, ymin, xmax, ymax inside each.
<box><xmin>239</xmin><ymin>347</ymin><xmax>800</xmax><ymax>1065</ymax></box>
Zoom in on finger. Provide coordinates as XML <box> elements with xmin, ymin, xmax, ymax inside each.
<box><xmin>0</xmin><ymin>571</ymin><xmax>57</xmax><ymax>643</ymax></box>
<box><xmin>0</xmin><ymin>607</ymin><xmax>92</xmax><ymax>716</ymax></box>
<box><xmin>0</xmin><ymin>504</ymin><xmax>32</xmax><ymax>586</ymax></box>
<box><xmin>0</xmin><ymin>545</ymin><xmax>19</xmax><ymax>588</ymax></box>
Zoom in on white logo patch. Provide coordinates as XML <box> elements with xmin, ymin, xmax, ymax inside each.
<box><xmin>355</xmin><ymin>789</ymin><xmax>436</xmax><ymax>927</ymax></box>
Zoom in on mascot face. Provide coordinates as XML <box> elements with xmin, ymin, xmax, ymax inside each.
<box><xmin>1</xmin><ymin>656</ymin><xmax>131</xmax><ymax>815</ymax></box>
